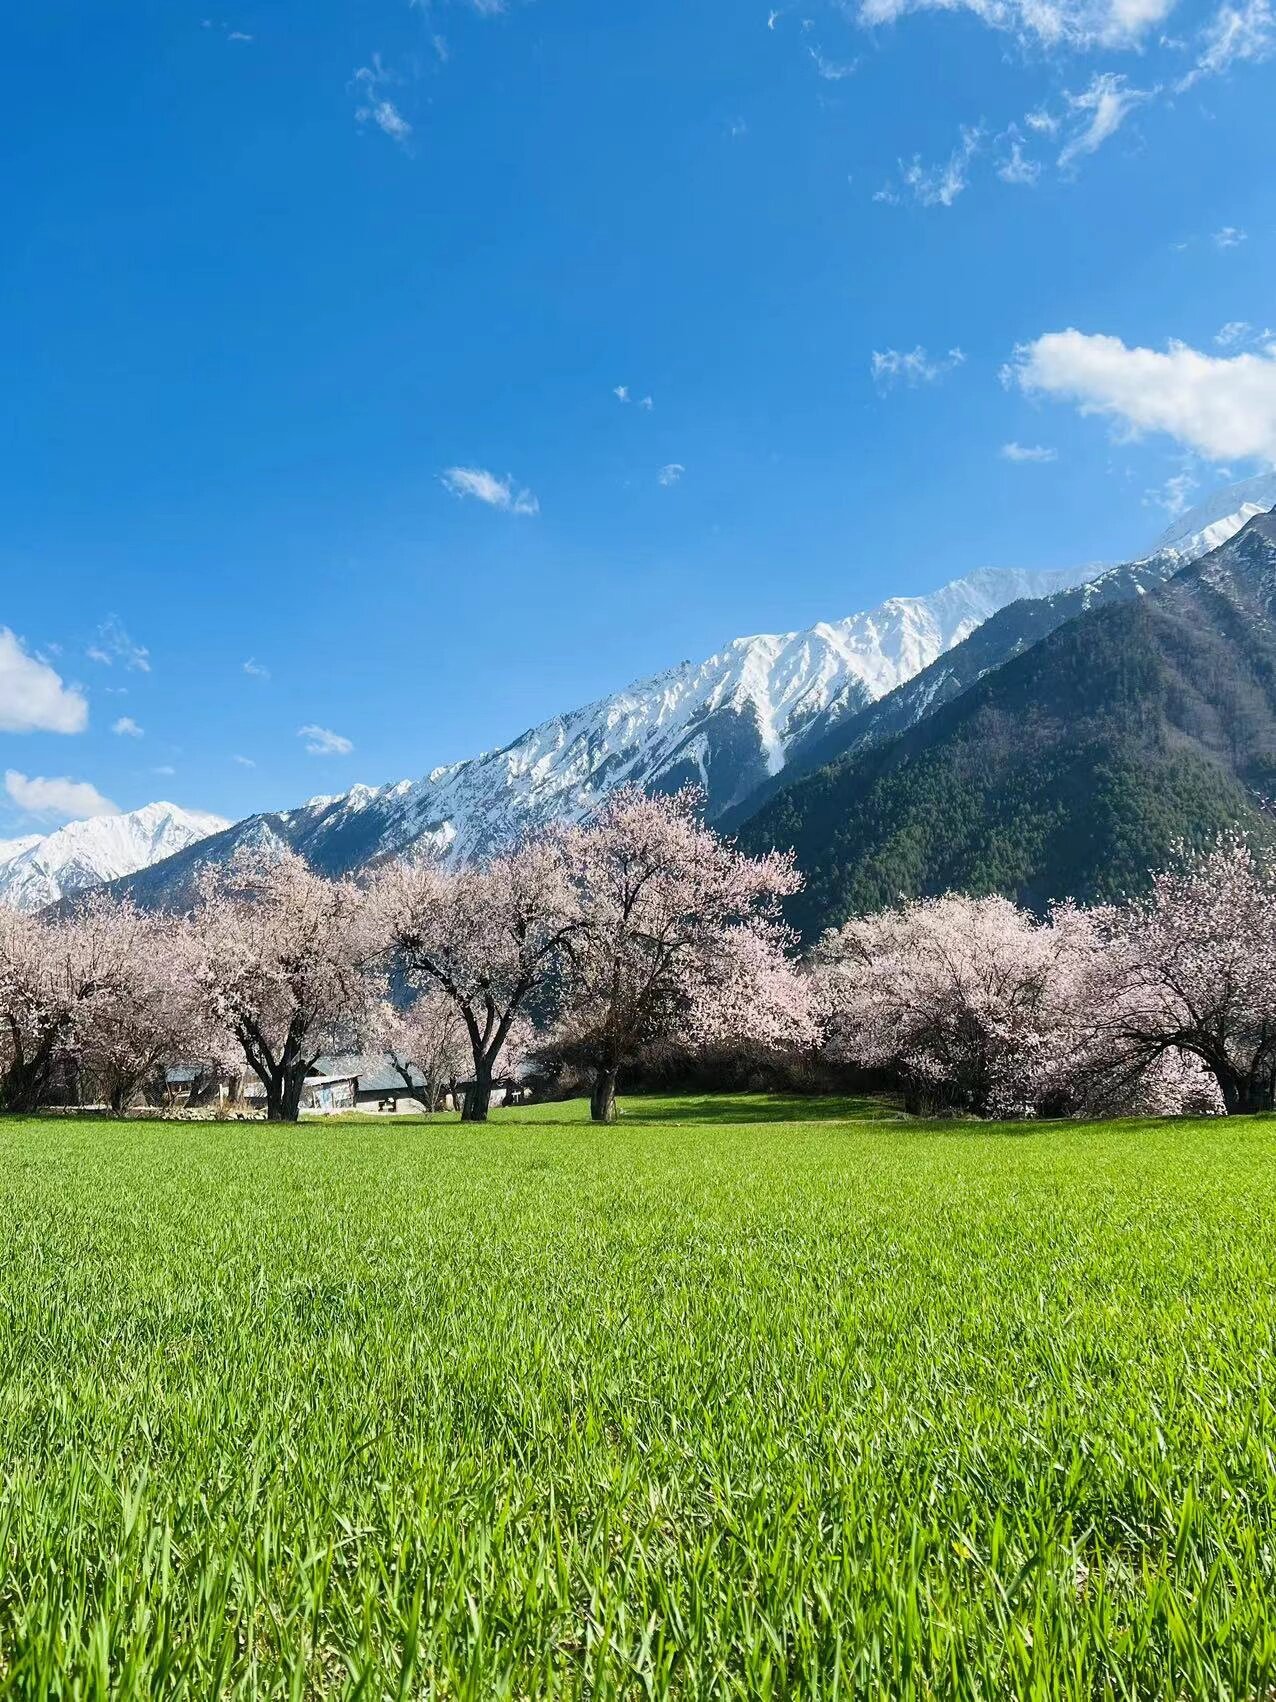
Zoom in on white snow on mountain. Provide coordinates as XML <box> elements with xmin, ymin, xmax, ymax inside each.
<box><xmin>248</xmin><ymin>560</ymin><xmax>1103</xmax><ymax>872</ymax></box>
<box><xmin>50</xmin><ymin>471</ymin><xmax>1276</xmax><ymax>908</ymax></box>
<box><xmin>0</xmin><ymin>802</ymin><xmax>228</xmax><ymax>912</ymax></box>
<box><xmin>1155</xmin><ymin>472</ymin><xmax>1276</xmax><ymax>561</ymax></box>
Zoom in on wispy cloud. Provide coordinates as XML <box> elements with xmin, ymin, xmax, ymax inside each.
<box><xmin>440</xmin><ymin>466</ymin><xmax>539</xmax><ymax>515</ymax></box>
<box><xmin>201</xmin><ymin>19</ymin><xmax>254</xmax><ymax>42</ymax></box>
<box><xmin>657</xmin><ymin>463</ymin><xmax>685</xmax><ymax>486</ymax></box>
<box><xmin>808</xmin><ymin>45</ymin><xmax>859</xmax><ymax>78</ymax></box>
<box><xmin>1005</xmin><ymin>328</ymin><xmax>1276</xmax><ymax>464</ymax></box>
<box><xmin>996</xmin><ymin>135</ymin><xmax>1042</xmax><ymax>185</ymax></box>
<box><xmin>233</xmin><ymin>754</ymin><xmax>256</xmax><ymax>768</ymax></box>
<box><xmin>1177</xmin><ymin>0</ymin><xmax>1273</xmax><ymax>87</ymax></box>
<box><xmin>875</xmin><ymin>125</ymin><xmax>983</xmax><ymax>208</ymax></box>
<box><xmin>852</xmin><ymin>0</ymin><xmax>1175</xmax><ymax>50</ymax></box>
<box><xmin>871</xmin><ymin>346</ymin><xmax>967</xmax><ymax>389</ymax></box>
<box><xmin>0</xmin><ymin>630</ymin><xmax>88</xmax><ymax>734</ymax></box>
<box><xmin>1001</xmin><ymin>441</ymin><xmax>1058</xmax><ymax>462</ymax></box>
<box><xmin>1214</xmin><ymin>225</ymin><xmax>1247</xmax><ymax>249</ymax></box>
<box><xmin>1057</xmin><ymin>73</ymin><xmax>1154</xmax><ymax>171</ymax></box>
<box><xmin>353</xmin><ymin>56</ymin><xmax>412</xmax><ymax>144</ymax></box>
<box><xmin>298</xmin><ymin>725</ymin><xmax>354</xmax><ymax>757</ymax></box>
<box><xmin>1214</xmin><ymin>320</ymin><xmax>1274</xmax><ymax>350</ymax></box>
<box><xmin>153</xmin><ymin>764</ymin><xmax>176</xmax><ymax>777</ymax></box>
<box><xmin>242</xmin><ymin>657</ymin><xmax>271</xmax><ymax>679</ymax></box>
<box><xmin>87</xmin><ymin>616</ymin><xmax>150</xmax><ymax>672</ymax></box>
<box><xmin>111</xmin><ymin>715</ymin><xmax>144</xmax><ymax>737</ymax></box>
<box><xmin>5</xmin><ymin>769</ymin><xmax>117</xmax><ymax>822</ymax></box>
<box><xmin>1145</xmin><ymin>469</ymin><xmax>1198</xmax><ymax>517</ymax></box>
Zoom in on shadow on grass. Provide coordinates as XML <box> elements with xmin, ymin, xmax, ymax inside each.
<box><xmin>312</xmin><ymin>1092</ymin><xmax>906</xmax><ymax>1129</ymax></box>
<box><xmin>614</xmin><ymin>1093</ymin><xmax>904</xmax><ymax>1125</ymax></box>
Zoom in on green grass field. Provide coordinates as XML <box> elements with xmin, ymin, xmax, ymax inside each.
<box><xmin>1</xmin><ymin>1096</ymin><xmax>1275</xmax><ymax>1698</ymax></box>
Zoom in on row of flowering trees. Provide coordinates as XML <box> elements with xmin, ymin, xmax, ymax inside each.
<box><xmin>1</xmin><ymin>790</ymin><xmax>1271</xmax><ymax>1123</ymax></box>
<box><xmin>0</xmin><ymin>788</ymin><xmax>812</xmax><ymax>1124</ymax></box>
<box><xmin>812</xmin><ymin>839</ymin><xmax>1276</xmax><ymax>1118</ymax></box>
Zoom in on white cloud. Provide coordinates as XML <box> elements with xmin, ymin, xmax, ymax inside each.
<box><xmin>242</xmin><ymin>657</ymin><xmax>271</xmax><ymax>679</ymax></box>
<box><xmin>87</xmin><ymin>616</ymin><xmax>150</xmax><ymax>672</ymax></box>
<box><xmin>1214</xmin><ymin>225</ymin><xmax>1247</xmax><ymax>249</ymax></box>
<box><xmin>657</xmin><ymin>463</ymin><xmax>685</xmax><ymax>486</ymax></box>
<box><xmin>639</xmin><ymin>395</ymin><xmax>654</xmax><ymax>411</ymax></box>
<box><xmin>112</xmin><ymin>715</ymin><xmax>144</xmax><ymax>737</ymax></box>
<box><xmin>853</xmin><ymin>0</ymin><xmax>1174</xmax><ymax>49</ymax></box>
<box><xmin>997</xmin><ymin>137</ymin><xmax>1041</xmax><ymax>184</ymax></box>
<box><xmin>808</xmin><ymin>45</ymin><xmax>859</xmax><ymax>76</ymax></box>
<box><xmin>613</xmin><ymin>385</ymin><xmax>630</xmax><ymax>402</ymax></box>
<box><xmin>233</xmin><ymin>754</ymin><xmax>256</xmax><ymax>768</ymax></box>
<box><xmin>1146</xmin><ymin>470</ymin><xmax>1198</xmax><ymax>516</ymax></box>
<box><xmin>1177</xmin><ymin>0</ymin><xmax>1273</xmax><ymax>86</ymax></box>
<box><xmin>0</xmin><ymin>630</ymin><xmax>88</xmax><ymax>734</ymax></box>
<box><xmin>440</xmin><ymin>466</ymin><xmax>539</xmax><ymax>515</ymax></box>
<box><xmin>871</xmin><ymin>346</ymin><xmax>967</xmax><ymax>388</ymax></box>
<box><xmin>363</xmin><ymin>98</ymin><xmax>411</xmax><ymax>141</ymax></box>
<box><xmin>5</xmin><ymin>770</ymin><xmax>117</xmax><ymax>822</ymax></box>
<box><xmin>1001</xmin><ymin>441</ymin><xmax>1058</xmax><ymax>461</ymax></box>
<box><xmin>1024</xmin><ymin>107</ymin><xmax>1060</xmax><ymax>134</ymax></box>
<box><xmin>298</xmin><ymin>725</ymin><xmax>354</xmax><ymax>756</ymax></box>
<box><xmin>1215</xmin><ymin>320</ymin><xmax>1252</xmax><ymax>347</ymax></box>
<box><xmin>1057</xmin><ymin>73</ymin><xmax>1153</xmax><ymax>171</ymax></box>
<box><xmin>153</xmin><ymin>765</ymin><xmax>176</xmax><ymax>777</ymax></box>
<box><xmin>1005</xmin><ymin>329</ymin><xmax>1276</xmax><ymax>464</ymax></box>
<box><xmin>353</xmin><ymin>56</ymin><xmax>412</xmax><ymax>144</ymax></box>
<box><xmin>877</xmin><ymin>125</ymin><xmax>982</xmax><ymax>208</ymax></box>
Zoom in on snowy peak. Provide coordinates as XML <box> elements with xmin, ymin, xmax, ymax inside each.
<box><xmin>1154</xmin><ymin>472</ymin><xmax>1276</xmax><ymax>561</ymax></box>
<box><xmin>118</xmin><ymin>559</ymin><xmax>1101</xmax><ymax>904</ymax></box>
<box><xmin>0</xmin><ymin>801</ymin><xmax>229</xmax><ymax>912</ymax></box>
<box><xmin>107</xmin><ymin>477</ymin><xmax>1276</xmax><ymax>913</ymax></box>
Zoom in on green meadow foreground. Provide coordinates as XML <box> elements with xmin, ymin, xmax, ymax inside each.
<box><xmin>1</xmin><ymin>1099</ymin><xmax>1275</xmax><ymax>1697</ymax></box>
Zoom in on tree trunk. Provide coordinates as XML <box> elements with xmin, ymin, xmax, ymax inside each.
<box><xmin>1</xmin><ymin>1054</ymin><xmax>54</xmax><ymax>1115</ymax></box>
<box><xmin>462</xmin><ymin>1059</ymin><xmax>493</xmax><ymax>1123</ymax></box>
<box><xmin>590</xmin><ymin>1065</ymin><xmax>620</xmax><ymax>1125</ymax></box>
<box><xmin>262</xmin><ymin>1063</ymin><xmax>308</xmax><ymax>1122</ymax></box>
<box><xmin>1219</xmin><ymin>1069</ymin><xmax>1276</xmax><ymax>1115</ymax></box>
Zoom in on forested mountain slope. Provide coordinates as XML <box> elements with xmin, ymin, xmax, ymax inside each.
<box><xmin>739</xmin><ymin>512</ymin><xmax>1276</xmax><ymax>939</ymax></box>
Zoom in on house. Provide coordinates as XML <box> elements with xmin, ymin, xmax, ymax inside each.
<box><xmin>313</xmin><ymin>1053</ymin><xmax>434</xmax><ymax>1112</ymax></box>
<box><xmin>234</xmin><ymin>1067</ymin><xmax>359</xmax><ymax>1113</ymax></box>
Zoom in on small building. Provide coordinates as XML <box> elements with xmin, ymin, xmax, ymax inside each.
<box><xmin>313</xmin><ymin>1053</ymin><xmax>433</xmax><ymax>1112</ymax></box>
<box><xmin>236</xmin><ymin>1067</ymin><xmax>359</xmax><ymax>1113</ymax></box>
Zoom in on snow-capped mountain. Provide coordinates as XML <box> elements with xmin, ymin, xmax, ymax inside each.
<box><xmin>0</xmin><ymin>803</ymin><xmax>228</xmax><ymax>912</ymax></box>
<box><xmin>1154</xmin><ymin>472</ymin><xmax>1276</xmax><ymax>560</ymax></box>
<box><xmin>114</xmin><ymin>562</ymin><xmax>1098</xmax><ymax>907</ymax></box>
<box><xmin>109</xmin><ymin>474</ymin><xmax>1275</xmax><ymax>910</ymax></box>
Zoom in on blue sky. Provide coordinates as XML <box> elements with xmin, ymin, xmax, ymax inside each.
<box><xmin>1</xmin><ymin>0</ymin><xmax>1273</xmax><ymax>831</ymax></box>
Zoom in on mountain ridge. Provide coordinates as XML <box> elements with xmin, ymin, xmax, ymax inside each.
<box><xmin>0</xmin><ymin>802</ymin><xmax>230</xmax><ymax>913</ymax></box>
<box><xmin>737</xmin><ymin>509</ymin><xmax>1276</xmax><ymax>939</ymax></box>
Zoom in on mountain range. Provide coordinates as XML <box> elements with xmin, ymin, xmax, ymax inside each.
<box><xmin>740</xmin><ymin>508</ymin><xmax>1276</xmax><ymax>937</ymax></box>
<box><xmin>72</xmin><ymin>562</ymin><xmax>1107</xmax><ymax>910</ymax></box>
<box><xmin>0</xmin><ymin>804</ymin><xmax>228</xmax><ymax>914</ymax></box>
<box><xmin>2</xmin><ymin>472</ymin><xmax>1272</xmax><ymax>918</ymax></box>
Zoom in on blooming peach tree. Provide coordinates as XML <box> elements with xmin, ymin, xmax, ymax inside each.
<box><xmin>190</xmin><ymin>846</ymin><xmax>381</xmax><ymax>1121</ymax></box>
<box><xmin>372</xmin><ymin>839</ymin><xmax>577</xmax><ymax>1121</ymax></box>
<box><xmin>556</xmin><ymin>788</ymin><xmax>811</xmax><ymax>1122</ymax></box>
